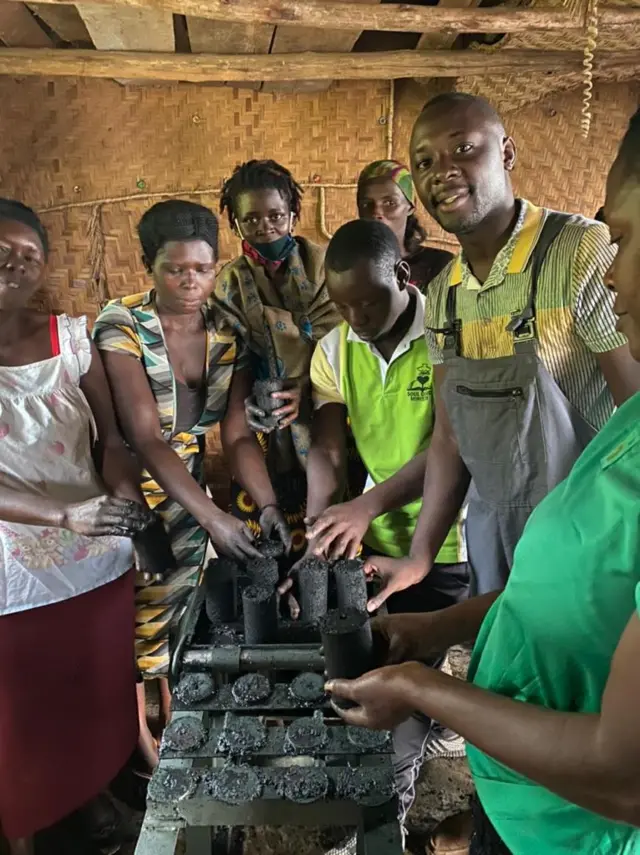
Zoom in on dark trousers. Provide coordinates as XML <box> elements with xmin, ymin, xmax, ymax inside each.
<box><xmin>470</xmin><ymin>794</ymin><xmax>511</xmax><ymax>855</ymax></box>
<box><xmin>363</xmin><ymin>557</ymin><xmax>470</xmax><ymax>827</ymax></box>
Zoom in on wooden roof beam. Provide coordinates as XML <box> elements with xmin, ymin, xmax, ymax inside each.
<box><xmin>4</xmin><ymin>0</ymin><xmax>638</xmax><ymax>34</ymax></box>
<box><xmin>0</xmin><ymin>47</ymin><xmax>636</xmax><ymax>81</ymax></box>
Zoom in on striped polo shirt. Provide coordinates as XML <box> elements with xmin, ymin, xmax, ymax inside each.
<box><xmin>424</xmin><ymin>200</ymin><xmax>625</xmax><ymax>430</ymax></box>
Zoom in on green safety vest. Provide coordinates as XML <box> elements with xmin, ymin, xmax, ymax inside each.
<box><xmin>338</xmin><ymin>322</ymin><xmax>459</xmax><ymax>562</ymax></box>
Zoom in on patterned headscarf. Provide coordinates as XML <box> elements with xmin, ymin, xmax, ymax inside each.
<box><xmin>357</xmin><ymin>160</ymin><xmax>416</xmax><ymax>207</ymax></box>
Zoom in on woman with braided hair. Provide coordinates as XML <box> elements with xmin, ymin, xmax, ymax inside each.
<box><xmin>357</xmin><ymin>159</ymin><xmax>453</xmax><ymax>293</ymax></box>
<box><xmin>94</xmin><ymin>200</ymin><xmax>288</xmax><ymax>685</ymax></box>
<box><xmin>217</xmin><ymin>160</ymin><xmax>363</xmax><ymax>558</ymax></box>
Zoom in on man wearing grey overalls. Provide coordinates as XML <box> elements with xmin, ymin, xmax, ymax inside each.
<box><xmin>366</xmin><ymin>91</ymin><xmax>640</xmax><ymax>606</ymax></box>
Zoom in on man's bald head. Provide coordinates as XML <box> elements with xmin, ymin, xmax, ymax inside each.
<box><xmin>420</xmin><ymin>92</ymin><xmax>506</xmax><ymax>135</ymax></box>
<box><xmin>410</xmin><ymin>92</ymin><xmax>516</xmax><ymax>236</ymax></box>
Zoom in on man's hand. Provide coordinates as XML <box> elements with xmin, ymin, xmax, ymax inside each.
<box><xmin>259</xmin><ymin>505</ymin><xmax>293</xmax><ymax>553</ymax></box>
<box><xmin>245</xmin><ymin>395</ymin><xmax>275</xmax><ymax>434</ymax></box>
<box><xmin>326</xmin><ymin>662</ymin><xmax>429</xmax><ymax>729</ymax></box>
<box><xmin>205</xmin><ymin>510</ymin><xmax>262</xmax><ymax>561</ymax></box>
<box><xmin>306</xmin><ymin>494</ymin><xmax>376</xmax><ymax>560</ymax></box>
<box><xmin>363</xmin><ymin>555</ymin><xmax>429</xmax><ymax>612</ymax></box>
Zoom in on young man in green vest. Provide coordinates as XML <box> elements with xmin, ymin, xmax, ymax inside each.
<box><xmin>304</xmin><ymin>218</ymin><xmax>469</xmax><ymax>834</ymax></box>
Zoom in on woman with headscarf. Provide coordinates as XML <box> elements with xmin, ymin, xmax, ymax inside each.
<box><xmin>357</xmin><ymin>159</ymin><xmax>453</xmax><ymax>293</ymax></box>
<box><xmin>0</xmin><ymin>199</ymin><xmax>155</xmax><ymax>854</ymax></box>
<box><xmin>94</xmin><ymin>199</ymin><xmax>288</xmax><ymax>694</ymax></box>
<box><xmin>216</xmin><ymin>159</ymin><xmax>363</xmax><ymax>559</ymax></box>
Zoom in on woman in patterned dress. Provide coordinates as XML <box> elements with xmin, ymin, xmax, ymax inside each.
<box><xmin>0</xmin><ymin>199</ymin><xmax>155</xmax><ymax>854</ymax></box>
<box><xmin>94</xmin><ymin>201</ymin><xmax>289</xmax><ymax>734</ymax></box>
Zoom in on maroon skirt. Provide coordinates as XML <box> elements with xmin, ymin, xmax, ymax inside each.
<box><xmin>0</xmin><ymin>570</ymin><xmax>138</xmax><ymax>839</ymax></box>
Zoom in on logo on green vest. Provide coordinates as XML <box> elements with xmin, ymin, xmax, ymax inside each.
<box><xmin>407</xmin><ymin>363</ymin><xmax>432</xmax><ymax>401</ymax></box>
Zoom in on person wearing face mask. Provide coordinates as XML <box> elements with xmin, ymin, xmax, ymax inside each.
<box><xmin>216</xmin><ymin>160</ymin><xmax>363</xmax><ymax>559</ymax></box>
<box><xmin>94</xmin><ymin>200</ymin><xmax>287</xmax><ymax>694</ymax></box>
<box><xmin>357</xmin><ymin>159</ymin><xmax>453</xmax><ymax>293</ymax></box>
<box><xmin>364</xmin><ymin>92</ymin><xmax>640</xmax><ymax>611</ymax></box>
<box><xmin>326</xmin><ymin>107</ymin><xmax>640</xmax><ymax>855</ymax></box>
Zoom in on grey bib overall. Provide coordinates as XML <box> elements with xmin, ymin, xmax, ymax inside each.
<box><xmin>437</xmin><ymin>213</ymin><xmax>596</xmax><ymax>594</ymax></box>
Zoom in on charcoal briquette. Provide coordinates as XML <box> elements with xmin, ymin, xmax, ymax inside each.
<box><xmin>231</xmin><ymin>673</ymin><xmax>272</xmax><ymax>706</ymax></box>
<box><xmin>284</xmin><ymin>767</ymin><xmax>329</xmax><ymax>804</ymax></box>
<box><xmin>320</xmin><ymin>608</ymin><xmax>374</xmax><ymax>709</ymax></box>
<box><xmin>337</xmin><ymin>767</ymin><xmax>395</xmax><ymax>806</ymax></box>
<box><xmin>285</xmin><ymin>710</ymin><xmax>328</xmax><ymax>755</ymax></box>
<box><xmin>296</xmin><ymin>556</ymin><xmax>329</xmax><ymax>625</ymax></box>
<box><xmin>147</xmin><ymin>768</ymin><xmax>199</xmax><ymax>803</ymax></box>
<box><xmin>289</xmin><ymin>672</ymin><xmax>326</xmax><ymax>706</ymax></box>
<box><xmin>253</xmin><ymin>378</ymin><xmax>284</xmax><ymax>429</ymax></box>
<box><xmin>217</xmin><ymin>714</ymin><xmax>267</xmax><ymax>756</ymax></box>
<box><xmin>242</xmin><ymin>584</ymin><xmax>278</xmax><ymax>644</ymax></box>
<box><xmin>333</xmin><ymin>559</ymin><xmax>367</xmax><ymax>612</ymax></box>
<box><xmin>346</xmin><ymin>725</ymin><xmax>391</xmax><ymax>751</ymax></box>
<box><xmin>257</xmin><ymin>539</ymin><xmax>285</xmax><ymax>560</ymax></box>
<box><xmin>173</xmin><ymin>673</ymin><xmax>216</xmax><ymax>705</ymax></box>
<box><xmin>204</xmin><ymin>765</ymin><xmax>262</xmax><ymax>805</ymax></box>
<box><xmin>205</xmin><ymin>557</ymin><xmax>238</xmax><ymax>624</ymax></box>
<box><xmin>162</xmin><ymin>716</ymin><xmax>207</xmax><ymax>753</ymax></box>
<box><xmin>245</xmin><ymin>557</ymin><xmax>279</xmax><ymax>588</ymax></box>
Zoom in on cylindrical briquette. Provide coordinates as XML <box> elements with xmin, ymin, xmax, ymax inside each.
<box><xmin>320</xmin><ymin>608</ymin><xmax>374</xmax><ymax>692</ymax></box>
<box><xmin>296</xmin><ymin>557</ymin><xmax>329</xmax><ymax>625</ymax></box>
<box><xmin>253</xmin><ymin>378</ymin><xmax>284</xmax><ymax>430</ymax></box>
<box><xmin>242</xmin><ymin>584</ymin><xmax>278</xmax><ymax>644</ymax></box>
<box><xmin>257</xmin><ymin>539</ymin><xmax>286</xmax><ymax>560</ymax></box>
<box><xmin>245</xmin><ymin>557</ymin><xmax>279</xmax><ymax>589</ymax></box>
<box><xmin>205</xmin><ymin>557</ymin><xmax>238</xmax><ymax>624</ymax></box>
<box><xmin>333</xmin><ymin>559</ymin><xmax>368</xmax><ymax>612</ymax></box>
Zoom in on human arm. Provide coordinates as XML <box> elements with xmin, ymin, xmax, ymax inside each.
<box><xmin>329</xmin><ymin>610</ymin><xmax>640</xmax><ymax>827</ymax></box>
<box><xmin>308</xmin><ymin>450</ymin><xmax>427</xmax><ymax>561</ymax></box>
<box><xmin>99</xmin><ymin>348</ymin><xmax>260</xmax><ymax>561</ymax></box>
<box><xmin>220</xmin><ymin>366</ymin><xmax>291</xmax><ymax>550</ymax></box>
<box><xmin>573</xmin><ymin>222</ymin><xmax>640</xmax><ymax>406</ymax></box>
<box><xmin>363</xmin><ymin>364</ymin><xmax>470</xmax><ymax>611</ymax></box>
<box><xmin>0</xmin><ymin>476</ymin><xmax>151</xmax><ymax>536</ymax></box>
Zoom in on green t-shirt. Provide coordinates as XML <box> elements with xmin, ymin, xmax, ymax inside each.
<box><xmin>311</xmin><ymin>291</ymin><xmax>461</xmax><ymax>562</ymax></box>
<box><xmin>467</xmin><ymin>392</ymin><xmax>640</xmax><ymax>854</ymax></box>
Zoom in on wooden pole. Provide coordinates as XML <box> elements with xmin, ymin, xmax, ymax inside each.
<box><xmin>0</xmin><ymin>47</ymin><xmax>637</xmax><ymax>82</ymax></box>
<box><xmin>5</xmin><ymin>0</ymin><xmax>639</xmax><ymax>34</ymax></box>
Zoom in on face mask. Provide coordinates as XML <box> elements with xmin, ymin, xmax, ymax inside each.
<box><xmin>249</xmin><ymin>232</ymin><xmax>297</xmax><ymax>263</ymax></box>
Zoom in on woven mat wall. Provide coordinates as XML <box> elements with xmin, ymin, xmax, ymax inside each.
<box><xmin>0</xmin><ymin>75</ymin><xmax>636</xmax><ymax>496</ymax></box>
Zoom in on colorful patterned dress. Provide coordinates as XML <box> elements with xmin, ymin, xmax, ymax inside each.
<box><xmin>93</xmin><ymin>291</ymin><xmax>247</xmax><ymax>674</ymax></box>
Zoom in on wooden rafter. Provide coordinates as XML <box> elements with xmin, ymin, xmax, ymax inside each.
<box><xmin>3</xmin><ymin>0</ymin><xmax>637</xmax><ymax>34</ymax></box>
<box><xmin>0</xmin><ymin>47</ymin><xmax>637</xmax><ymax>81</ymax></box>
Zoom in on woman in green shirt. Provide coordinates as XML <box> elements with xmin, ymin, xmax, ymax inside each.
<box><xmin>326</xmin><ymin>108</ymin><xmax>640</xmax><ymax>855</ymax></box>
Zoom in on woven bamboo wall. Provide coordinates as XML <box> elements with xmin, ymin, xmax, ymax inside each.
<box><xmin>0</xmin><ymin>76</ymin><xmax>637</xmax><ymax>322</ymax></box>
<box><xmin>0</xmin><ymin>75</ymin><xmax>636</xmax><ymax>501</ymax></box>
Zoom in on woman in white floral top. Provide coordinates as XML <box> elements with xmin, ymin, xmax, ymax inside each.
<box><xmin>0</xmin><ymin>199</ymin><xmax>155</xmax><ymax>855</ymax></box>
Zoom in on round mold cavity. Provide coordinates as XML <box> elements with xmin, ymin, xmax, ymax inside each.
<box><xmin>231</xmin><ymin>673</ymin><xmax>272</xmax><ymax>706</ymax></box>
<box><xmin>205</xmin><ymin>765</ymin><xmax>262</xmax><ymax>805</ymax></box>
<box><xmin>289</xmin><ymin>672</ymin><xmax>326</xmax><ymax>706</ymax></box>
<box><xmin>173</xmin><ymin>673</ymin><xmax>216</xmax><ymax>705</ymax></box>
<box><xmin>217</xmin><ymin>714</ymin><xmax>267</xmax><ymax>756</ymax></box>
<box><xmin>162</xmin><ymin>716</ymin><xmax>207</xmax><ymax>753</ymax></box>
<box><xmin>284</xmin><ymin>767</ymin><xmax>329</xmax><ymax>804</ymax></box>
<box><xmin>147</xmin><ymin>768</ymin><xmax>199</xmax><ymax>803</ymax></box>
